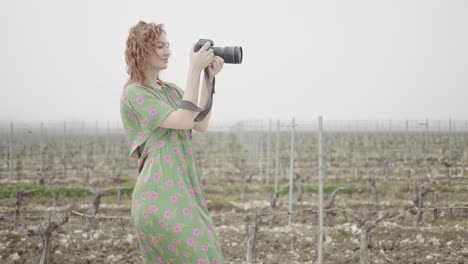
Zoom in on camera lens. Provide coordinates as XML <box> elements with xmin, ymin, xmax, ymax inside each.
<box><xmin>214</xmin><ymin>46</ymin><xmax>243</xmax><ymax>64</ymax></box>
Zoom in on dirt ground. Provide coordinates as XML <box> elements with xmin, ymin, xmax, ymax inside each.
<box><xmin>1</xmin><ymin>195</ymin><xmax>467</xmax><ymax>264</ymax></box>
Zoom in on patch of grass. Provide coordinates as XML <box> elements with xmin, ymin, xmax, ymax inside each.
<box><xmin>263</xmin><ymin>182</ymin><xmax>362</xmax><ymax>196</ymax></box>
<box><xmin>0</xmin><ymin>182</ymin><xmax>135</xmax><ymax>199</ymax></box>
<box><xmin>205</xmin><ymin>184</ymin><xmax>242</xmax><ymax>195</ymax></box>
<box><xmin>273</xmin><ymin>185</ymin><xmax>297</xmax><ymax>196</ymax></box>
<box><xmin>333</xmin><ymin>228</ymin><xmax>351</xmax><ymax>242</ymax></box>
<box><xmin>55</xmin><ymin>187</ymin><xmax>89</xmax><ymax>197</ymax></box>
<box><xmin>303</xmin><ymin>182</ymin><xmax>355</xmax><ymax>195</ymax></box>
<box><xmin>256</xmin><ymin>232</ymin><xmax>267</xmax><ymax>241</ymax></box>
<box><xmin>377</xmin><ymin>185</ymin><xmax>396</xmax><ymax>195</ymax></box>
<box><xmin>433</xmin><ymin>184</ymin><xmax>452</xmax><ymax>193</ymax></box>
<box><xmin>0</xmin><ymin>183</ymin><xmax>45</xmax><ymax>198</ymax></box>
<box><xmin>3</xmin><ymin>232</ymin><xmax>23</xmax><ymax>242</ymax></box>
<box><xmin>207</xmin><ymin>198</ymin><xmax>235</xmax><ymax>212</ymax></box>
<box><xmin>264</xmin><ymin>185</ymin><xmax>275</xmax><ymax>193</ymax></box>
<box><xmin>97</xmin><ymin>232</ymin><xmax>107</xmax><ymax>240</ymax></box>
<box><xmin>103</xmin><ymin>183</ymin><xmax>134</xmax><ymax>196</ymax></box>
<box><xmin>246</xmin><ymin>192</ymin><xmax>268</xmax><ymax>201</ymax></box>
<box><xmin>204</xmin><ymin>185</ymin><xmax>227</xmax><ymax>194</ymax></box>
<box><xmin>218</xmin><ymin>216</ymin><xmax>240</xmax><ymax>226</ymax></box>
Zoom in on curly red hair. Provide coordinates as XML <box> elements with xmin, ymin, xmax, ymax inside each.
<box><xmin>124</xmin><ymin>21</ymin><xmax>167</xmax><ymax>88</ymax></box>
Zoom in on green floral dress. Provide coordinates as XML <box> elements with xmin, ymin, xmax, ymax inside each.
<box><xmin>119</xmin><ymin>81</ymin><xmax>225</xmax><ymax>264</ymax></box>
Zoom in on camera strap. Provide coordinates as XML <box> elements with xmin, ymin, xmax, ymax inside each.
<box><xmin>176</xmin><ymin>68</ymin><xmax>215</xmax><ymax>122</ymax></box>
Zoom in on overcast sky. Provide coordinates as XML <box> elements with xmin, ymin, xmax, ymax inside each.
<box><xmin>1</xmin><ymin>0</ymin><xmax>467</xmax><ymax>126</ymax></box>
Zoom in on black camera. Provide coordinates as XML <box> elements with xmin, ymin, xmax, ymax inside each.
<box><xmin>194</xmin><ymin>39</ymin><xmax>243</xmax><ymax>64</ymax></box>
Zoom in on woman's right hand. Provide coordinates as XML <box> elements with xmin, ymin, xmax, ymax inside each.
<box><xmin>189</xmin><ymin>42</ymin><xmax>214</xmax><ymax>72</ymax></box>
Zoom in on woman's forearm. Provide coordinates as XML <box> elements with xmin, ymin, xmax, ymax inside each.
<box><xmin>179</xmin><ymin>66</ymin><xmax>202</xmax><ymax>121</ymax></box>
<box><xmin>198</xmin><ymin>75</ymin><xmax>214</xmax><ymax>108</ymax></box>
<box><xmin>194</xmin><ymin>75</ymin><xmax>214</xmax><ymax>130</ymax></box>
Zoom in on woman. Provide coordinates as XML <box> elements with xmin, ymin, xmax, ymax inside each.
<box><xmin>119</xmin><ymin>21</ymin><xmax>225</xmax><ymax>264</ymax></box>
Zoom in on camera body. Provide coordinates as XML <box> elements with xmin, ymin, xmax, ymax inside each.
<box><xmin>194</xmin><ymin>38</ymin><xmax>243</xmax><ymax>64</ymax></box>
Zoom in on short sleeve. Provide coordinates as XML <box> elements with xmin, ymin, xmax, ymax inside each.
<box><xmin>166</xmin><ymin>82</ymin><xmax>184</xmax><ymax>99</ymax></box>
<box><xmin>121</xmin><ymin>84</ymin><xmax>178</xmax><ymax>158</ymax></box>
<box><xmin>126</xmin><ymin>85</ymin><xmax>177</xmax><ymax>134</ymax></box>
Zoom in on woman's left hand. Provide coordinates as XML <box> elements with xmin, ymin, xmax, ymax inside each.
<box><xmin>207</xmin><ymin>56</ymin><xmax>224</xmax><ymax>78</ymax></box>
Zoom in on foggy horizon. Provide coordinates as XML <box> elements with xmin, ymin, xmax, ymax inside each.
<box><xmin>2</xmin><ymin>0</ymin><xmax>467</xmax><ymax>124</ymax></box>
